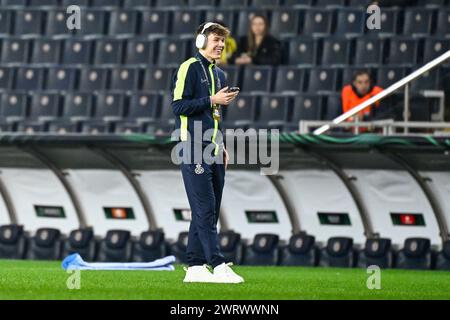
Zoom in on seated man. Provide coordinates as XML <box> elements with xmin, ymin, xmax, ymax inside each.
<box><xmin>341</xmin><ymin>70</ymin><xmax>383</xmax><ymax>123</ymax></box>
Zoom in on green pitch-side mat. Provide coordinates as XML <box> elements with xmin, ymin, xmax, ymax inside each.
<box><xmin>1</xmin><ymin>260</ymin><xmax>450</xmax><ymax>300</ymax></box>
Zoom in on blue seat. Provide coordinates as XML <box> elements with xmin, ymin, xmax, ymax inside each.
<box><xmin>223</xmin><ymin>93</ymin><xmax>256</xmax><ymax>129</ymax></box>
<box><xmin>365</xmin><ymin>8</ymin><xmax>399</xmax><ymax>37</ymax></box>
<box><xmin>288</xmin><ymin>37</ymin><xmax>317</xmax><ymax>66</ymax></box>
<box><xmin>376</xmin><ymin>66</ymin><xmax>407</xmax><ymax>88</ymax></box>
<box><xmin>354</xmin><ymin>38</ymin><xmax>383</xmax><ymax>66</ymax></box>
<box><xmin>45</xmin><ymin>9</ymin><xmax>70</xmax><ymax>36</ymax></box>
<box><xmin>279</xmin><ymin>233</ymin><xmax>319</xmax><ymax>267</ymax></box>
<box><xmin>436</xmin><ymin>9</ymin><xmax>450</xmax><ymax>37</ymax></box>
<box><xmin>270</xmin><ymin>9</ymin><xmax>301</xmax><ymax>37</ymax></box>
<box><xmin>31</xmin><ymin>38</ymin><xmax>62</xmax><ymax>65</ymax></box>
<box><xmin>14</xmin><ymin>9</ymin><xmax>43</xmax><ymax>36</ymax></box>
<box><xmin>91</xmin><ymin>0</ymin><xmax>121</xmax><ymax>7</ymax></box>
<box><xmin>172</xmin><ymin>10</ymin><xmax>202</xmax><ymax>37</ymax></box>
<box><xmin>242</xmin><ymin>66</ymin><xmax>272</xmax><ymax>93</ymax></box>
<box><xmin>291</xmin><ymin>94</ymin><xmax>322</xmax><ymax>123</ymax></box>
<box><xmin>132</xmin><ymin>230</ymin><xmax>167</xmax><ymax>262</ymax></box>
<box><xmin>62</xmin><ymin>228</ymin><xmax>97</xmax><ymax>262</ymax></box>
<box><xmin>109</xmin><ymin>9</ymin><xmax>138</xmax><ymax>36</ymax></box>
<box><xmin>29</xmin><ymin>92</ymin><xmax>61</xmax><ymax>122</ymax></box>
<box><xmin>0</xmin><ymin>224</ymin><xmax>27</xmax><ymax>259</ymax></box>
<box><xmin>322</xmin><ymin>93</ymin><xmax>342</xmax><ymax>121</ymax></box>
<box><xmin>140</xmin><ymin>10</ymin><xmax>170</xmax><ymax>38</ymax></box>
<box><xmin>157</xmin><ymin>38</ymin><xmax>190</xmax><ymax>66</ymax></box>
<box><xmin>435</xmin><ymin>240</ymin><xmax>450</xmax><ymax>270</ymax></box>
<box><xmin>1</xmin><ymin>38</ymin><xmax>31</xmax><ymax>64</ymax></box>
<box><xmin>62</xmin><ymin>39</ymin><xmax>93</xmax><ymax>65</ymax></box>
<box><xmin>403</xmin><ymin>8</ymin><xmax>433</xmax><ymax>36</ymax></box>
<box><xmin>242</xmin><ymin>234</ymin><xmax>280</xmax><ymax>266</ymax></box>
<box><xmin>357</xmin><ymin>238</ymin><xmax>394</xmax><ymax>269</ymax></box>
<box><xmin>154</xmin><ymin>0</ymin><xmax>186</xmax><ymax>7</ymax></box>
<box><xmin>94</xmin><ymin>92</ymin><xmax>126</xmax><ymax>122</ymax></box>
<box><xmin>306</xmin><ymin>67</ymin><xmax>338</xmax><ymax>93</ymax></box>
<box><xmin>257</xmin><ymin>94</ymin><xmax>290</xmax><ymax>128</ymax></box>
<box><xmin>15</xmin><ymin>67</ymin><xmax>45</xmax><ymax>91</ymax></box>
<box><xmin>125</xmin><ymin>39</ymin><xmax>155</xmax><ymax>65</ymax></box>
<box><xmin>170</xmin><ymin>231</ymin><xmax>189</xmax><ymax>264</ymax></box>
<box><xmin>110</xmin><ymin>67</ymin><xmax>140</xmax><ymax>91</ymax></box>
<box><xmin>0</xmin><ymin>66</ymin><xmax>14</xmax><ymax>91</ymax></box>
<box><xmin>0</xmin><ymin>9</ymin><xmax>13</xmax><ymax>36</ymax></box>
<box><xmin>218</xmin><ymin>230</ymin><xmax>243</xmax><ymax>265</ymax></box>
<box><xmin>321</xmin><ymin>37</ymin><xmax>351</xmax><ymax>66</ymax></box>
<box><xmin>319</xmin><ymin>237</ymin><xmax>356</xmax><ymax>268</ymax></box>
<box><xmin>205</xmin><ymin>10</ymin><xmax>236</xmax><ymax>33</ymax></box>
<box><xmin>77</xmin><ymin>9</ymin><xmax>106</xmax><ymax>36</ymax></box>
<box><xmin>94</xmin><ymin>38</ymin><xmax>124</xmax><ymax>65</ymax></box>
<box><xmin>423</xmin><ymin>38</ymin><xmax>450</xmax><ymax>63</ymax></box>
<box><xmin>79</xmin><ymin>67</ymin><xmax>109</xmax><ymax>92</ymax></box>
<box><xmin>62</xmin><ymin>92</ymin><xmax>94</xmax><ymax>122</ymax></box>
<box><xmin>48</xmin><ymin>120</ymin><xmax>79</xmax><ymax>134</ymax></box>
<box><xmin>143</xmin><ymin>66</ymin><xmax>174</xmax><ymax>93</ymax></box>
<box><xmin>1</xmin><ymin>92</ymin><xmax>28</xmax><ymax>123</ymax></box>
<box><xmin>26</xmin><ymin>228</ymin><xmax>64</xmax><ymax>261</ymax></box>
<box><xmin>396</xmin><ymin>238</ymin><xmax>433</xmax><ymax>270</ymax></box>
<box><xmin>386</xmin><ymin>38</ymin><xmax>419</xmax><ymax>66</ymax></box>
<box><xmin>45</xmin><ymin>67</ymin><xmax>78</xmax><ymax>91</ymax></box>
<box><xmin>302</xmin><ymin>8</ymin><xmax>332</xmax><ymax>36</ymax></box>
<box><xmin>123</xmin><ymin>0</ymin><xmax>151</xmax><ymax>7</ymax></box>
<box><xmin>127</xmin><ymin>92</ymin><xmax>159</xmax><ymax>123</ymax></box>
<box><xmin>97</xmin><ymin>230</ymin><xmax>133</xmax><ymax>262</ymax></box>
<box><xmin>334</xmin><ymin>8</ymin><xmax>365</xmax><ymax>36</ymax></box>
<box><xmin>274</xmin><ymin>66</ymin><xmax>304</xmax><ymax>94</ymax></box>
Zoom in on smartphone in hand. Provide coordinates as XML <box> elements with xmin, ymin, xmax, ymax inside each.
<box><xmin>226</xmin><ymin>87</ymin><xmax>240</xmax><ymax>93</ymax></box>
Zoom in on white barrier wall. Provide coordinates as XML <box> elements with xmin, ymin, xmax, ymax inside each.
<box><xmin>0</xmin><ymin>190</ymin><xmax>11</xmax><ymax>226</ymax></box>
<box><xmin>278</xmin><ymin>169</ymin><xmax>366</xmax><ymax>245</ymax></box>
<box><xmin>64</xmin><ymin>169</ymin><xmax>149</xmax><ymax>236</ymax></box>
<box><xmin>0</xmin><ymin>168</ymin><xmax>79</xmax><ymax>234</ymax></box>
<box><xmin>135</xmin><ymin>170</ymin><xmax>192</xmax><ymax>241</ymax></box>
<box><xmin>421</xmin><ymin>171</ymin><xmax>450</xmax><ymax>238</ymax></box>
<box><xmin>346</xmin><ymin>169</ymin><xmax>441</xmax><ymax>246</ymax></box>
<box><xmin>221</xmin><ymin>170</ymin><xmax>292</xmax><ymax>241</ymax></box>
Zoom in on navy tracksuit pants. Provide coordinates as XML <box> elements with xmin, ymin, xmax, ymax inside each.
<box><xmin>180</xmin><ymin>150</ymin><xmax>226</xmax><ymax>268</ymax></box>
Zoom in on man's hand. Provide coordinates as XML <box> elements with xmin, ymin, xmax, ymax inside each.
<box><xmin>211</xmin><ymin>86</ymin><xmax>239</xmax><ymax>106</ymax></box>
<box><xmin>223</xmin><ymin>147</ymin><xmax>229</xmax><ymax>170</ymax></box>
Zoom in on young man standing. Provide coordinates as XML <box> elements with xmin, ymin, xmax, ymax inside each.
<box><xmin>171</xmin><ymin>22</ymin><xmax>244</xmax><ymax>283</ymax></box>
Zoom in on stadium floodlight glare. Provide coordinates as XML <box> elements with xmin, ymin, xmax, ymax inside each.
<box><xmin>313</xmin><ymin>50</ymin><xmax>450</xmax><ymax>136</ymax></box>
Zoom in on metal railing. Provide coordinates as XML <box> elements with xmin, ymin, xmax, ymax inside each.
<box><xmin>313</xmin><ymin>50</ymin><xmax>450</xmax><ymax>135</ymax></box>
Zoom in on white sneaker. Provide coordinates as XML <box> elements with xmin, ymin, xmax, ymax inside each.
<box><xmin>183</xmin><ymin>265</ymin><xmax>217</xmax><ymax>283</ymax></box>
<box><xmin>213</xmin><ymin>262</ymin><xmax>245</xmax><ymax>284</ymax></box>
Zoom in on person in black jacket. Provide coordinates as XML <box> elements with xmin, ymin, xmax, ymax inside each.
<box><xmin>231</xmin><ymin>14</ymin><xmax>282</xmax><ymax>66</ymax></box>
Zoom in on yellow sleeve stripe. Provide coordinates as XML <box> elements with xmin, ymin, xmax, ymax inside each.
<box><xmin>173</xmin><ymin>57</ymin><xmax>197</xmax><ymax>101</ymax></box>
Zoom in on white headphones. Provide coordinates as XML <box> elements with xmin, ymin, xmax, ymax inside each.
<box><xmin>195</xmin><ymin>22</ymin><xmax>218</xmax><ymax>50</ymax></box>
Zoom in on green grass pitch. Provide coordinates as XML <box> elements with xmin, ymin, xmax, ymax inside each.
<box><xmin>1</xmin><ymin>259</ymin><xmax>450</xmax><ymax>300</ymax></box>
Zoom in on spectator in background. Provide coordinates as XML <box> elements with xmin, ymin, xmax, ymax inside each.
<box><xmin>213</xmin><ymin>20</ymin><xmax>237</xmax><ymax>66</ymax></box>
<box><xmin>230</xmin><ymin>14</ymin><xmax>282</xmax><ymax>66</ymax></box>
<box><xmin>341</xmin><ymin>70</ymin><xmax>383</xmax><ymax>122</ymax></box>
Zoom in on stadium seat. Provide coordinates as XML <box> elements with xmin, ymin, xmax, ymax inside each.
<box><xmin>376</xmin><ymin>66</ymin><xmax>407</xmax><ymax>88</ymax></box>
<box><xmin>172</xmin><ymin>10</ymin><xmax>202</xmax><ymax>37</ymax></box>
<box><xmin>29</xmin><ymin>0</ymin><xmax>60</xmax><ymax>5</ymax></box>
<box><xmin>396</xmin><ymin>238</ymin><xmax>434</xmax><ymax>270</ymax></box>
<box><xmin>306</xmin><ymin>67</ymin><xmax>338</xmax><ymax>93</ymax></box>
<box><xmin>1</xmin><ymin>38</ymin><xmax>31</xmax><ymax>64</ymax></box>
<box><xmin>284</xmin><ymin>0</ymin><xmax>312</xmax><ymax>7</ymax></box>
<box><xmin>154</xmin><ymin>0</ymin><xmax>186</xmax><ymax>8</ymax></box>
<box><xmin>321</xmin><ymin>38</ymin><xmax>351</xmax><ymax>66</ymax></box>
<box><xmin>274</xmin><ymin>66</ymin><xmax>304</xmax><ymax>94</ymax></box>
<box><xmin>0</xmin><ymin>224</ymin><xmax>27</xmax><ymax>259</ymax></box>
<box><xmin>270</xmin><ymin>9</ymin><xmax>301</xmax><ymax>37</ymax></box>
<box><xmin>218</xmin><ymin>0</ymin><xmax>248</xmax><ymax>7</ymax></box>
<box><xmin>334</xmin><ymin>8</ymin><xmax>365</xmax><ymax>36</ymax></box>
<box><xmin>403</xmin><ymin>8</ymin><xmax>433</xmax><ymax>36</ymax></box>
<box><xmin>61</xmin><ymin>0</ymin><xmax>89</xmax><ymax>5</ymax></box>
<box><xmin>29</xmin><ymin>92</ymin><xmax>61</xmax><ymax>122</ymax></box>
<box><xmin>46</xmin><ymin>8</ymin><xmax>71</xmax><ymax>36</ymax></box>
<box><xmin>423</xmin><ymin>38</ymin><xmax>450</xmax><ymax>63</ymax></box>
<box><xmin>0</xmin><ymin>92</ymin><xmax>28</xmax><ymax>122</ymax></box>
<box><xmin>109</xmin><ymin>10</ymin><xmax>139</xmax><ymax>37</ymax></box>
<box><xmin>436</xmin><ymin>9</ymin><xmax>450</xmax><ymax>37</ymax></box>
<box><xmin>291</xmin><ymin>94</ymin><xmax>322</xmax><ymax>124</ymax></box>
<box><xmin>62</xmin><ymin>92</ymin><xmax>94</xmax><ymax>122</ymax></box>
<box><xmin>0</xmin><ymin>9</ymin><xmax>12</xmax><ymax>36</ymax></box>
<box><xmin>386</xmin><ymin>38</ymin><xmax>419</xmax><ymax>66</ymax></box>
<box><xmin>252</xmin><ymin>0</ymin><xmax>281</xmax><ymax>7</ymax></box>
<box><xmin>157</xmin><ymin>38</ymin><xmax>190</xmax><ymax>66</ymax></box>
<box><xmin>354</xmin><ymin>38</ymin><xmax>383</xmax><ymax>66</ymax></box>
<box><xmin>125</xmin><ymin>39</ymin><xmax>155</xmax><ymax>65</ymax></box>
<box><xmin>127</xmin><ymin>92</ymin><xmax>159</xmax><ymax>123</ymax></box>
<box><xmin>287</xmin><ymin>37</ymin><xmax>317</xmax><ymax>66</ymax></box>
<box><xmin>62</xmin><ymin>228</ymin><xmax>97</xmax><ymax>261</ymax></box>
<box><xmin>79</xmin><ymin>67</ymin><xmax>109</xmax><ymax>92</ymax></box>
<box><xmin>319</xmin><ymin>237</ymin><xmax>356</xmax><ymax>268</ymax></box>
<box><xmin>91</xmin><ymin>0</ymin><xmax>121</xmax><ymax>7</ymax></box>
<box><xmin>302</xmin><ymin>8</ymin><xmax>332</xmax><ymax>36</ymax></box>
<box><xmin>222</xmin><ymin>94</ymin><xmax>256</xmax><ymax>129</ymax></box>
<box><xmin>218</xmin><ymin>230</ymin><xmax>243</xmax><ymax>265</ymax></box>
<box><xmin>205</xmin><ymin>10</ymin><xmax>236</xmax><ymax>33</ymax></box>
<box><xmin>356</xmin><ymin>238</ymin><xmax>394</xmax><ymax>269</ymax></box>
<box><xmin>322</xmin><ymin>93</ymin><xmax>342</xmax><ymax>120</ymax></box>
<box><xmin>94</xmin><ymin>92</ymin><xmax>126</xmax><ymax>122</ymax></box>
<box><xmin>279</xmin><ymin>233</ymin><xmax>319</xmax><ymax>267</ymax></box>
<box><xmin>26</xmin><ymin>228</ymin><xmax>64</xmax><ymax>260</ymax></box>
<box><xmin>31</xmin><ymin>38</ymin><xmax>62</xmax><ymax>65</ymax></box>
<box><xmin>435</xmin><ymin>240</ymin><xmax>450</xmax><ymax>270</ymax></box>
<box><xmin>316</xmin><ymin>0</ymin><xmax>345</xmax><ymax>7</ymax></box>
<box><xmin>242</xmin><ymin>66</ymin><xmax>272</xmax><ymax>93</ymax></box>
<box><xmin>140</xmin><ymin>10</ymin><xmax>170</xmax><ymax>38</ymax></box>
<box><xmin>15</xmin><ymin>67</ymin><xmax>45</xmax><ymax>91</ymax></box>
<box><xmin>110</xmin><ymin>67</ymin><xmax>140</xmax><ymax>91</ymax></box>
<box><xmin>81</xmin><ymin>121</ymin><xmax>111</xmax><ymax>134</ymax></box>
<box><xmin>123</xmin><ymin>0</ymin><xmax>152</xmax><ymax>7</ymax></box>
<box><xmin>170</xmin><ymin>231</ymin><xmax>189</xmax><ymax>264</ymax></box>
<box><xmin>14</xmin><ymin>9</ymin><xmax>43</xmax><ymax>36</ymax></box>
<box><xmin>94</xmin><ymin>39</ymin><xmax>125</xmax><ymax>65</ymax></box>
<box><xmin>17</xmin><ymin>121</ymin><xmax>46</xmax><ymax>133</ymax></box>
<box><xmin>257</xmin><ymin>94</ymin><xmax>290</xmax><ymax>128</ymax></box>
<box><xmin>242</xmin><ymin>233</ymin><xmax>280</xmax><ymax>266</ymax></box>
<box><xmin>365</xmin><ymin>8</ymin><xmax>399</xmax><ymax>37</ymax></box>
<box><xmin>0</xmin><ymin>66</ymin><xmax>15</xmax><ymax>91</ymax></box>
<box><xmin>142</xmin><ymin>66</ymin><xmax>174</xmax><ymax>93</ymax></box>
<box><xmin>417</xmin><ymin>0</ymin><xmax>447</xmax><ymax>7</ymax></box>
<box><xmin>188</xmin><ymin>0</ymin><xmax>215</xmax><ymax>7</ymax></box>
<box><xmin>221</xmin><ymin>65</ymin><xmax>240</xmax><ymax>89</ymax></box>
<box><xmin>48</xmin><ymin>120</ymin><xmax>80</xmax><ymax>134</ymax></box>
<box><xmin>77</xmin><ymin>9</ymin><xmax>107</xmax><ymax>36</ymax></box>
<box><xmin>62</xmin><ymin>39</ymin><xmax>93</xmax><ymax>65</ymax></box>
<box><xmin>132</xmin><ymin>230</ymin><xmax>167</xmax><ymax>262</ymax></box>
<box><xmin>97</xmin><ymin>230</ymin><xmax>133</xmax><ymax>262</ymax></box>
<box><xmin>45</xmin><ymin>67</ymin><xmax>78</xmax><ymax>91</ymax></box>
<box><xmin>410</xmin><ymin>68</ymin><xmax>440</xmax><ymax>92</ymax></box>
